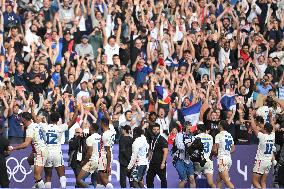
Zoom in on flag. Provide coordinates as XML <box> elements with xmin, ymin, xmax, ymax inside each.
<box><xmin>165</xmin><ymin>57</ymin><xmax>179</xmax><ymax>67</ymax></box>
<box><xmin>220</xmin><ymin>94</ymin><xmax>236</xmax><ymax>111</ymax></box>
<box><xmin>155</xmin><ymin>86</ymin><xmax>171</xmax><ymax>104</ymax></box>
<box><xmin>181</xmin><ymin>101</ymin><xmax>202</xmax><ymax>126</ymax></box>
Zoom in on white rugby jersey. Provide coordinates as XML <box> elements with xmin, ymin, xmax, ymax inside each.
<box><xmin>86</xmin><ymin>133</ymin><xmax>102</xmax><ymax>162</ymax></box>
<box><xmin>255</xmin><ymin>132</ymin><xmax>275</xmax><ymax>161</ymax></box>
<box><xmin>42</xmin><ymin>123</ymin><xmax>68</xmax><ymax>150</ymax></box>
<box><xmin>127</xmin><ymin>135</ymin><xmax>149</xmax><ymax>169</ymax></box>
<box><xmin>196</xmin><ymin>133</ymin><xmax>214</xmax><ymax>160</ymax></box>
<box><xmin>100</xmin><ymin>124</ymin><xmax>116</xmax><ymax>159</ymax></box>
<box><xmin>215</xmin><ymin>131</ymin><xmax>234</xmax><ymax>159</ymax></box>
<box><xmin>26</xmin><ymin>122</ymin><xmax>47</xmax><ymax>153</ymax></box>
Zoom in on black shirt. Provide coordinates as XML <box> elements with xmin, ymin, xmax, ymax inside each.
<box><xmin>149</xmin><ymin>135</ymin><xmax>168</xmax><ymax>165</ymax></box>
<box><xmin>119</xmin><ymin>135</ymin><xmax>133</xmax><ymax>167</ymax></box>
<box><xmin>0</xmin><ymin>136</ymin><xmax>9</xmax><ymax>160</ymax></box>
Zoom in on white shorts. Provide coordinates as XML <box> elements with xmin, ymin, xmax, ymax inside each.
<box><xmin>98</xmin><ymin>156</ymin><xmax>107</xmax><ymax>171</ymax></box>
<box><xmin>45</xmin><ymin>150</ymin><xmax>64</xmax><ymax>168</ymax></box>
<box><xmin>82</xmin><ymin>160</ymin><xmax>99</xmax><ymax>174</ymax></box>
<box><xmin>217</xmin><ymin>157</ymin><xmax>232</xmax><ymax>173</ymax></box>
<box><xmin>253</xmin><ymin>159</ymin><xmax>272</xmax><ymax>175</ymax></box>
<box><xmin>34</xmin><ymin>148</ymin><xmax>48</xmax><ymax>167</ymax></box>
<box><xmin>194</xmin><ymin>159</ymin><xmax>214</xmax><ymax>175</ymax></box>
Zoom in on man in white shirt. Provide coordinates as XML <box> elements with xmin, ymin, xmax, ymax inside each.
<box><xmin>10</xmin><ymin>112</ymin><xmax>48</xmax><ymax>188</ymax></box>
<box><xmin>76</xmin><ymin>123</ymin><xmax>101</xmax><ymax>188</ymax></box>
<box><xmin>42</xmin><ymin>109</ymin><xmax>78</xmax><ymax>188</ymax></box>
<box><xmin>102</xmin><ymin>18</ymin><xmax>122</xmax><ymax>65</ymax></box>
<box><xmin>250</xmin><ymin>115</ymin><xmax>275</xmax><ymax>188</ymax></box>
<box><xmin>128</xmin><ymin>126</ymin><xmax>149</xmax><ymax>188</ymax></box>
<box><xmin>213</xmin><ymin>120</ymin><xmax>235</xmax><ymax>189</ymax></box>
<box><xmin>195</xmin><ymin>123</ymin><xmax>216</xmax><ymax>188</ymax></box>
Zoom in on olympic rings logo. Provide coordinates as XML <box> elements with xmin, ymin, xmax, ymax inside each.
<box><xmin>6</xmin><ymin>157</ymin><xmax>32</xmax><ymax>183</ymax></box>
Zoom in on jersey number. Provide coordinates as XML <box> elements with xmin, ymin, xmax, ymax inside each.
<box><xmin>225</xmin><ymin>139</ymin><xmax>233</xmax><ymax>151</ymax></box>
<box><xmin>264</xmin><ymin>143</ymin><xmax>273</xmax><ymax>154</ymax></box>
<box><xmin>46</xmin><ymin>133</ymin><xmax>58</xmax><ymax>144</ymax></box>
<box><xmin>203</xmin><ymin>142</ymin><xmax>210</xmax><ymax>153</ymax></box>
<box><xmin>39</xmin><ymin>129</ymin><xmax>44</xmax><ymax>140</ymax></box>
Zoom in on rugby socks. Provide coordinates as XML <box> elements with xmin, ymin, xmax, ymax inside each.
<box><xmin>106</xmin><ymin>183</ymin><xmax>114</xmax><ymax>188</ymax></box>
<box><xmin>36</xmin><ymin>179</ymin><xmax>45</xmax><ymax>188</ymax></box>
<box><xmin>60</xmin><ymin>176</ymin><xmax>67</xmax><ymax>188</ymax></box>
<box><xmin>96</xmin><ymin>184</ymin><xmax>105</xmax><ymax>188</ymax></box>
<box><xmin>45</xmin><ymin>182</ymin><xmax>51</xmax><ymax>188</ymax></box>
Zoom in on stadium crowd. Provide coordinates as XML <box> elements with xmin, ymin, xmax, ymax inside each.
<box><xmin>0</xmin><ymin>0</ymin><xmax>284</xmax><ymax>188</ymax></box>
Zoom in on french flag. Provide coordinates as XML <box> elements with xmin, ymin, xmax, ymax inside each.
<box><xmin>155</xmin><ymin>86</ymin><xmax>171</xmax><ymax>104</ymax></box>
<box><xmin>181</xmin><ymin>101</ymin><xmax>202</xmax><ymax>126</ymax></box>
<box><xmin>220</xmin><ymin>94</ymin><xmax>236</xmax><ymax>111</ymax></box>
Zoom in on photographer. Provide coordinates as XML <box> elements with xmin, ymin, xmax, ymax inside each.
<box><xmin>172</xmin><ymin>122</ymin><xmax>196</xmax><ymax>188</ymax></box>
<box><xmin>68</xmin><ymin>128</ymin><xmax>88</xmax><ymax>182</ymax></box>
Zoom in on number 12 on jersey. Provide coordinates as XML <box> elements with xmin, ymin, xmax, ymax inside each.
<box><xmin>264</xmin><ymin>143</ymin><xmax>273</xmax><ymax>154</ymax></box>
<box><xmin>225</xmin><ymin>139</ymin><xmax>233</xmax><ymax>151</ymax></box>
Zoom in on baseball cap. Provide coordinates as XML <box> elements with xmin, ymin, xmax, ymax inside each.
<box><xmin>82</xmin><ymin>35</ymin><xmax>89</xmax><ymax>40</ymax></box>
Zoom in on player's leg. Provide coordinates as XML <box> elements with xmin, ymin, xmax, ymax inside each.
<box><xmin>260</xmin><ymin>173</ymin><xmax>269</xmax><ymax>188</ymax></box>
<box><xmin>55</xmin><ymin>166</ymin><xmax>66</xmax><ymax>188</ymax></box>
<box><xmin>44</xmin><ymin>167</ymin><xmax>53</xmax><ymax>188</ymax></box>
<box><xmin>216</xmin><ymin>173</ymin><xmax>223</xmax><ymax>188</ymax></box>
<box><xmin>204</xmin><ymin>160</ymin><xmax>216</xmax><ymax>188</ymax></box>
<box><xmin>76</xmin><ymin>169</ymin><xmax>90</xmax><ymax>188</ymax></box>
<box><xmin>205</xmin><ymin>173</ymin><xmax>216</xmax><ymax>188</ymax></box>
<box><xmin>54</xmin><ymin>151</ymin><xmax>67</xmax><ymax>188</ymax></box>
<box><xmin>219</xmin><ymin>169</ymin><xmax>234</xmax><ymax>189</ymax></box>
<box><xmin>34</xmin><ymin>165</ymin><xmax>45</xmax><ymax>188</ymax></box>
<box><xmin>252</xmin><ymin>160</ymin><xmax>264</xmax><ymax>188</ymax></box>
<box><xmin>252</xmin><ymin>173</ymin><xmax>262</xmax><ymax>188</ymax></box>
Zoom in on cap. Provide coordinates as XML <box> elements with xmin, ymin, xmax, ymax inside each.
<box><xmin>82</xmin><ymin>35</ymin><xmax>89</xmax><ymax>40</ymax></box>
<box><xmin>64</xmin><ymin>30</ymin><xmax>71</xmax><ymax>35</ymax></box>
<box><xmin>80</xmin><ymin>79</ymin><xmax>88</xmax><ymax>84</ymax></box>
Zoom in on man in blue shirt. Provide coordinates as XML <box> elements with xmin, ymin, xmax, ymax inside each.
<box><xmin>8</xmin><ymin>104</ymin><xmax>24</xmax><ymax>144</ymax></box>
<box><xmin>3</xmin><ymin>3</ymin><xmax>20</xmax><ymax>31</ymax></box>
<box><xmin>131</xmin><ymin>56</ymin><xmax>153</xmax><ymax>86</ymax></box>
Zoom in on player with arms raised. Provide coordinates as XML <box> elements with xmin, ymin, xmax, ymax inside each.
<box><xmin>250</xmin><ymin>112</ymin><xmax>275</xmax><ymax>188</ymax></box>
<box><xmin>97</xmin><ymin>105</ymin><xmax>116</xmax><ymax>188</ymax></box>
<box><xmin>213</xmin><ymin>120</ymin><xmax>235</xmax><ymax>189</ymax></box>
<box><xmin>41</xmin><ymin>105</ymin><xmax>78</xmax><ymax>188</ymax></box>
<box><xmin>9</xmin><ymin>112</ymin><xmax>48</xmax><ymax>188</ymax></box>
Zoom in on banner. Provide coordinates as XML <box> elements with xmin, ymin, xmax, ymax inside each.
<box><xmin>6</xmin><ymin>145</ymin><xmax>273</xmax><ymax>188</ymax></box>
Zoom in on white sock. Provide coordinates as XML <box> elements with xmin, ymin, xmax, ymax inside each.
<box><xmin>106</xmin><ymin>183</ymin><xmax>113</xmax><ymax>188</ymax></box>
<box><xmin>31</xmin><ymin>165</ymin><xmax>35</xmax><ymax>172</ymax></box>
<box><xmin>45</xmin><ymin>182</ymin><xmax>51</xmax><ymax>188</ymax></box>
<box><xmin>60</xmin><ymin>176</ymin><xmax>67</xmax><ymax>188</ymax></box>
<box><xmin>96</xmin><ymin>184</ymin><xmax>105</xmax><ymax>188</ymax></box>
<box><xmin>37</xmin><ymin>179</ymin><xmax>45</xmax><ymax>188</ymax></box>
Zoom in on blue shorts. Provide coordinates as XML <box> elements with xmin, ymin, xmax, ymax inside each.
<box><xmin>132</xmin><ymin>165</ymin><xmax>147</xmax><ymax>181</ymax></box>
<box><xmin>175</xmin><ymin>160</ymin><xmax>194</xmax><ymax>181</ymax></box>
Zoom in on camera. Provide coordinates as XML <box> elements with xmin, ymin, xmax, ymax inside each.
<box><xmin>186</xmin><ymin>138</ymin><xmax>207</xmax><ymax>167</ymax></box>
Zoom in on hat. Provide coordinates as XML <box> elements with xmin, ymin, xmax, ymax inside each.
<box><xmin>80</xmin><ymin>79</ymin><xmax>88</xmax><ymax>84</ymax></box>
<box><xmin>64</xmin><ymin>30</ymin><xmax>71</xmax><ymax>35</ymax></box>
<box><xmin>82</xmin><ymin>35</ymin><xmax>89</xmax><ymax>40</ymax></box>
